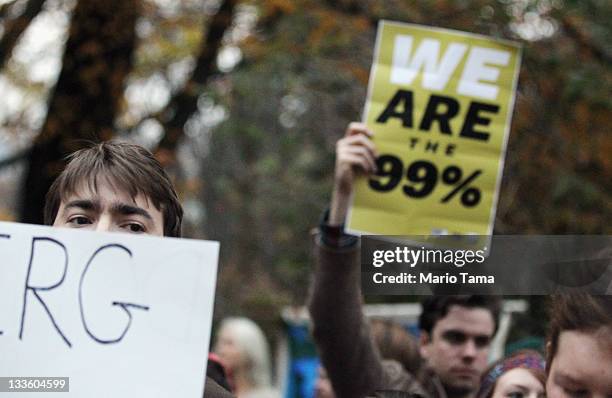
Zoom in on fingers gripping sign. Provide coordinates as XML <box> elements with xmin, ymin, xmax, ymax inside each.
<box><xmin>330</xmin><ymin>123</ymin><xmax>378</xmax><ymax>226</ymax></box>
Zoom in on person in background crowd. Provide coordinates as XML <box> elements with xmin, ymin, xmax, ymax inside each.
<box><xmin>214</xmin><ymin>317</ymin><xmax>281</xmax><ymax>398</ymax></box>
<box><xmin>208</xmin><ymin>353</ymin><xmax>234</xmax><ymax>392</ymax></box>
<box><xmin>45</xmin><ymin>141</ymin><xmax>234</xmax><ymax>398</ymax></box>
<box><xmin>476</xmin><ymin>350</ymin><xmax>546</xmax><ymax>398</ymax></box>
<box><xmin>370</xmin><ymin>319</ymin><xmax>423</xmax><ymax>375</ymax></box>
<box><xmin>546</xmin><ymin>293</ymin><xmax>612</xmax><ymax>398</ymax></box>
<box><xmin>314</xmin><ymin>319</ymin><xmax>422</xmax><ymax>398</ymax></box>
<box><xmin>308</xmin><ymin>122</ymin><xmax>501</xmax><ymax>398</ymax></box>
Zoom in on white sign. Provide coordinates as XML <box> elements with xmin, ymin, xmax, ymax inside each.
<box><xmin>0</xmin><ymin>221</ymin><xmax>220</xmax><ymax>397</ymax></box>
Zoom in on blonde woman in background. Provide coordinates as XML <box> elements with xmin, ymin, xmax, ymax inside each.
<box><xmin>214</xmin><ymin>317</ymin><xmax>281</xmax><ymax>398</ymax></box>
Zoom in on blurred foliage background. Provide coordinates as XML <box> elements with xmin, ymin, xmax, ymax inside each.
<box><xmin>0</xmin><ymin>0</ymin><xmax>610</xmax><ymax>341</ymax></box>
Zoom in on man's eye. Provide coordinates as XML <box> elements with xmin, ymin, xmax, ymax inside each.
<box><xmin>563</xmin><ymin>388</ymin><xmax>588</xmax><ymax>398</ymax></box>
<box><xmin>123</xmin><ymin>223</ymin><xmax>146</xmax><ymax>233</ymax></box>
<box><xmin>474</xmin><ymin>335</ymin><xmax>491</xmax><ymax>348</ymax></box>
<box><xmin>507</xmin><ymin>392</ymin><xmax>525</xmax><ymax>398</ymax></box>
<box><xmin>68</xmin><ymin>216</ymin><xmax>91</xmax><ymax>226</ymax></box>
<box><xmin>442</xmin><ymin>331</ymin><xmax>467</xmax><ymax>345</ymax></box>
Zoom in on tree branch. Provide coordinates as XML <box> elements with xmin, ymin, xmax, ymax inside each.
<box><xmin>0</xmin><ymin>0</ymin><xmax>46</xmax><ymax>68</ymax></box>
<box><xmin>322</xmin><ymin>0</ymin><xmax>378</xmax><ymax>27</ymax></box>
<box><xmin>155</xmin><ymin>0</ymin><xmax>237</xmax><ymax>162</ymax></box>
<box><xmin>0</xmin><ymin>146</ymin><xmax>31</xmax><ymax>169</ymax></box>
<box><xmin>0</xmin><ymin>0</ymin><xmax>20</xmax><ymax>19</ymax></box>
<box><xmin>561</xmin><ymin>15</ymin><xmax>612</xmax><ymax>65</ymax></box>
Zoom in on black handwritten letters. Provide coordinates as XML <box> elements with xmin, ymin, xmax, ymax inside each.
<box><xmin>4</xmin><ymin>234</ymin><xmax>150</xmax><ymax>348</ymax></box>
<box><xmin>20</xmin><ymin>237</ymin><xmax>72</xmax><ymax>346</ymax></box>
<box><xmin>79</xmin><ymin>244</ymin><xmax>149</xmax><ymax>345</ymax></box>
<box><xmin>1</xmin><ymin>221</ymin><xmax>219</xmax><ymax>397</ymax></box>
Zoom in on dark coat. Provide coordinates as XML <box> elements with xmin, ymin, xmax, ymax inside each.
<box><xmin>307</xmin><ymin>235</ymin><xmax>445</xmax><ymax>398</ymax></box>
<box><xmin>204</xmin><ymin>377</ymin><xmax>236</xmax><ymax>398</ymax></box>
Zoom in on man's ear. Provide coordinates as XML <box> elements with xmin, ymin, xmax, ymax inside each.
<box><xmin>419</xmin><ymin>330</ymin><xmax>431</xmax><ymax>359</ymax></box>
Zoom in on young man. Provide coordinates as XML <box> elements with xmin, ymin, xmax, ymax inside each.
<box><xmin>44</xmin><ymin>141</ymin><xmax>233</xmax><ymax>398</ymax></box>
<box><xmin>546</xmin><ymin>293</ymin><xmax>612</xmax><ymax>398</ymax></box>
<box><xmin>308</xmin><ymin>123</ymin><xmax>500</xmax><ymax>398</ymax></box>
<box><xmin>45</xmin><ymin>141</ymin><xmax>182</xmax><ymax>237</ymax></box>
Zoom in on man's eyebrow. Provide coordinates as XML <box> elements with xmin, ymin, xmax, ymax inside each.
<box><xmin>64</xmin><ymin>199</ymin><xmax>100</xmax><ymax>212</ymax></box>
<box><xmin>110</xmin><ymin>203</ymin><xmax>153</xmax><ymax>220</ymax></box>
<box><xmin>554</xmin><ymin>372</ymin><xmax>583</xmax><ymax>387</ymax></box>
<box><xmin>442</xmin><ymin>329</ymin><xmax>466</xmax><ymax>335</ymax></box>
<box><xmin>441</xmin><ymin>329</ymin><xmax>491</xmax><ymax>338</ymax></box>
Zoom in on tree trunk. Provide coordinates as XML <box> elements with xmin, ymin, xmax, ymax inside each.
<box><xmin>19</xmin><ymin>0</ymin><xmax>139</xmax><ymax>224</ymax></box>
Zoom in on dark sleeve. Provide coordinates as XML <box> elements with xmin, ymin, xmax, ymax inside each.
<box><xmin>203</xmin><ymin>376</ymin><xmax>236</xmax><ymax>398</ymax></box>
<box><xmin>307</xmin><ymin>232</ymin><xmax>386</xmax><ymax>398</ymax></box>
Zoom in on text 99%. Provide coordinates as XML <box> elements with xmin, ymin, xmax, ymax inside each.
<box><xmin>368</xmin><ymin>155</ymin><xmax>482</xmax><ymax>208</ymax></box>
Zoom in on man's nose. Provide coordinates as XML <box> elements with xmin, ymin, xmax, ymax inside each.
<box><xmin>461</xmin><ymin>339</ymin><xmax>477</xmax><ymax>360</ymax></box>
<box><xmin>95</xmin><ymin>215</ymin><xmax>113</xmax><ymax>233</ymax></box>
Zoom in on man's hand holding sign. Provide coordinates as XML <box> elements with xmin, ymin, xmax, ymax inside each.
<box><xmin>346</xmin><ymin>21</ymin><xmax>522</xmax><ymax>236</ymax></box>
<box><xmin>329</xmin><ymin>123</ymin><xmax>378</xmax><ymax>226</ymax></box>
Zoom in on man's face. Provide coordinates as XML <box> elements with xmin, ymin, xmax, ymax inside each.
<box><xmin>546</xmin><ymin>328</ymin><xmax>612</xmax><ymax>398</ymax></box>
<box><xmin>52</xmin><ymin>178</ymin><xmax>164</xmax><ymax>236</ymax></box>
<box><xmin>420</xmin><ymin>305</ymin><xmax>495</xmax><ymax>396</ymax></box>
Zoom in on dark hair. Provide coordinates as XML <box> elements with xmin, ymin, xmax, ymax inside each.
<box><xmin>44</xmin><ymin>141</ymin><xmax>183</xmax><ymax>237</ymax></box>
<box><xmin>546</xmin><ymin>293</ymin><xmax>612</xmax><ymax>372</ymax></box>
<box><xmin>419</xmin><ymin>296</ymin><xmax>501</xmax><ymax>335</ymax></box>
<box><xmin>370</xmin><ymin>319</ymin><xmax>422</xmax><ymax>374</ymax></box>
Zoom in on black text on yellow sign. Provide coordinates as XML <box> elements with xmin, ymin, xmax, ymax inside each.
<box><xmin>348</xmin><ymin>21</ymin><xmax>521</xmax><ymax>236</ymax></box>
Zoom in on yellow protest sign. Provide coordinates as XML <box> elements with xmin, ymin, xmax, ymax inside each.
<box><xmin>347</xmin><ymin>21</ymin><xmax>522</xmax><ymax>236</ymax></box>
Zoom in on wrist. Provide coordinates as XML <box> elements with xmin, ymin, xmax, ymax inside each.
<box><xmin>329</xmin><ymin>188</ymin><xmax>351</xmax><ymax>226</ymax></box>
<box><xmin>319</xmin><ymin>209</ymin><xmax>357</xmax><ymax>248</ymax></box>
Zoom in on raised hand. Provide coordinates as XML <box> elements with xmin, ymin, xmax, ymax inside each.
<box><xmin>329</xmin><ymin>122</ymin><xmax>378</xmax><ymax>226</ymax></box>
